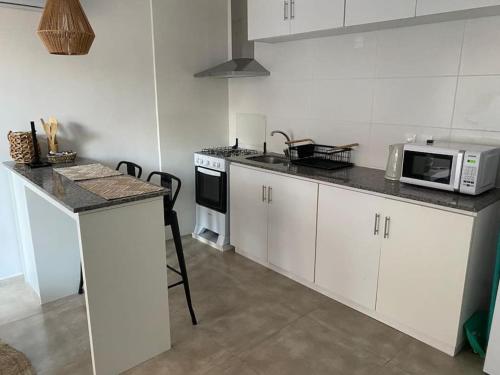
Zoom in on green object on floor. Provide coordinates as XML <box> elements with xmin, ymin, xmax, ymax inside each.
<box><xmin>464</xmin><ymin>311</ymin><xmax>488</xmax><ymax>358</ymax></box>
<box><xmin>464</xmin><ymin>232</ymin><xmax>500</xmax><ymax>358</ymax></box>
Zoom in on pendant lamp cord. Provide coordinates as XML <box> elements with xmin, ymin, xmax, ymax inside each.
<box><xmin>0</xmin><ymin>1</ymin><xmax>43</xmax><ymax>9</ymax></box>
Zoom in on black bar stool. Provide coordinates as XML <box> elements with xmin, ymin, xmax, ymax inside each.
<box><xmin>148</xmin><ymin>171</ymin><xmax>198</xmax><ymax>326</ymax></box>
<box><xmin>116</xmin><ymin>161</ymin><xmax>143</xmax><ymax>178</ymax></box>
<box><xmin>78</xmin><ymin>161</ymin><xmax>144</xmax><ymax>295</ymax></box>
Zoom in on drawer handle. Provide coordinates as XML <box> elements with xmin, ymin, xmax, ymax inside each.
<box><xmin>384</xmin><ymin>216</ymin><xmax>391</xmax><ymax>239</ymax></box>
<box><xmin>284</xmin><ymin>0</ymin><xmax>289</xmax><ymax>20</ymax></box>
<box><xmin>268</xmin><ymin>186</ymin><xmax>272</xmax><ymax>203</ymax></box>
<box><xmin>374</xmin><ymin>213</ymin><xmax>380</xmax><ymax>236</ymax></box>
<box><xmin>290</xmin><ymin>0</ymin><xmax>295</xmax><ymax>19</ymax></box>
<box><xmin>262</xmin><ymin>185</ymin><xmax>267</xmax><ymax>202</ymax></box>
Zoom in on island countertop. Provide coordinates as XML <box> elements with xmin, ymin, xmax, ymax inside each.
<box><xmin>2</xmin><ymin>159</ymin><xmax>168</xmax><ymax>213</ymax></box>
<box><xmin>228</xmin><ymin>153</ymin><xmax>500</xmax><ymax>213</ymax></box>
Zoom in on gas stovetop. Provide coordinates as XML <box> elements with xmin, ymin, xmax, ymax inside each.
<box><xmin>198</xmin><ymin>147</ymin><xmax>259</xmax><ymax>159</ymax></box>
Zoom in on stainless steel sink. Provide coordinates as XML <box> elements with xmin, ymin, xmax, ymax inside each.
<box><xmin>247</xmin><ymin>155</ymin><xmax>288</xmax><ymax>164</ymax></box>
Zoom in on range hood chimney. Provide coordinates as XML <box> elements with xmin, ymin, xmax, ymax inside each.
<box><xmin>194</xmin><ymin>0</ymin><xmax>270</xmax><ymax>79</ymax></box>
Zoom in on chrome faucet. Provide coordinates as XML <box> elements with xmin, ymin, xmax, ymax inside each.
<box><xmin>270</xmin><ymin>130</ymin><xmax>291</xmax><ymax>158</ymax></box>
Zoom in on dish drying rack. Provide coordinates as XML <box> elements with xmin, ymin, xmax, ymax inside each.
<box><xmin>287</xmin><ymin>139</ymin><xmax>358</xmax><ymax>170</ymax></box>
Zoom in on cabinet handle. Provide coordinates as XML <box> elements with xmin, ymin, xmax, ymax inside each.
<box><xmin>290</xmin><ymin>0</ymin><xmax>295</xmax><ymax>19</ymax></box>
<box><xmin>373</xmin><ymin>213</ymin><xmax>380</xmax><ymax>236</ymax></box>
<box><xmin>262</xmin><ymin>185</ymin><xmax>267</xmax><ymax>202</ymax></box>
<box><xmin>284</xmin><ymin>0</ymin><xmax>289</xmax><ymax>20</ymax></box>
<box><xmin>268</xmin><ymin>186</ymin><xmax>272</xmax><ymax>203</ymax></box>
<box><xmin>384</xmin><ymin>216</ymin><xmax>391</xmax><ymax>239</ymax></box>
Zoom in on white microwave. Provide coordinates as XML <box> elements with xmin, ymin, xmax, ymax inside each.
<box><xmin>400</xmin><ymin>142</ymin><xmax>500</xmax><ymax>195</ymax></box>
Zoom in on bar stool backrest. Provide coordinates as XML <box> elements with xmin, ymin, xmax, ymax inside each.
<box><xmin>147</xmin><ymin>172</ymin><xmax>181</xmax><ymax>215</ymax></box>
<box><xmin>116</xmin><ymin>161</ymin><xmax>143</xmax><ymax>179</ymax></box>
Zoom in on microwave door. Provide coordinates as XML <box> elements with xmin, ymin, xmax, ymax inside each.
<box><xmin>401</xmin><ymin>150</ymin><xmax>460</xmax><ymax>191</ymax></box>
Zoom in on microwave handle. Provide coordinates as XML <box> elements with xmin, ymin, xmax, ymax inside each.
<box><xmin>197</xmin><ymin>167</ymin><xmax>222</xmax><ymax>177</ymax></box>
<box><xmin>453</xmin><ymin>151</ymin><xmax>465</xmax><ymax>191</ymax></box>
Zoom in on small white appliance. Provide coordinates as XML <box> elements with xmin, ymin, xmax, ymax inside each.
<box><xmin>400</xmin><ymin>142</ymin><xmax>500</xmax><ymax>195</ymax></box>
<box><xmin>385</xmin><ymin>143</ymin><xmax>404</xmax><ymax>181</ymax></box>
<box><xmin>192</xmin><ymin>146</ymin><xmax>257</xmax><ymax>251</ymax></box>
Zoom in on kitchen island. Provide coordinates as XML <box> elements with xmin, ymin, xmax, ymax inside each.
<box><xmin>3</xmin><ymin>160</ymin><xmax>171</xmax><ymax>375</ymax></box>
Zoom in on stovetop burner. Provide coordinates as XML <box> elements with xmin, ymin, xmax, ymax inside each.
<box><xmin>199</xmin><ymin>146</ymin><xmax>259</xmax><ymax>158</ymax></box>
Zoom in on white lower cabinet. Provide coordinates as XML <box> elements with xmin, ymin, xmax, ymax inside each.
<box><xmin>315</xmin><ymin>183</ymin><xmax>481</xmax><ymax>354</ymax></box>
<box><xmin>316</xmin><ymin>185</ymin><xmax>384</xmax><ymax>310</ymax></box>
<box><xmin>230</xmin><ymin>164</ymin><xmax>318</xmax><ymax>281</ymax></box>
<box><xmin>230</xmin><ymin>165</ymin><xmax>269</xmax><ymax>263</ymax></box>
<box><xmin>376</xmin><ymin>198</ymin><xmax>474</xmax><ymax>347</ymax></box>
<box><xmin>230</xmin><ymin>164</ymin><xmax>498</xmax><ymax>355</ymax></box>
<box><xmin>267</xmin><ymin>172</ymin><xmax>318</xmax><ymax>282</ymax></box>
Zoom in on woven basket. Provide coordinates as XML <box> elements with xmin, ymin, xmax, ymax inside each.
<box><xmin>7</xmin><ymin>131</ymin><xmax>38</xmax><ymax>164</ymax></box>
<box><xmin>47</xmin><ymin>152</ymin><xmax>77</xmax><ymax>164</ymax></box>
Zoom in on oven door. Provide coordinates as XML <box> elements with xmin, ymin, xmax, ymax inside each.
<box><xmin>195</xmin><ymin>166</ymin><xmax>227</xmax><ymax>213</ymax></box>
<box><xmin>400</xmin><ymin>146</ymin><xmax>463</xmax><ymax>192</ymax></box>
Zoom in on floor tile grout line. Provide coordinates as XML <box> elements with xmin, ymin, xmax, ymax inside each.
<box><xmin>232</xmin><ymin>311</ymin><xmax>307</xmax><ymax>361</ymax></box>
<box><xmin>303</xmin><ymin>305</ymin><xmax>410</xmax><ymax>364</ymax></box>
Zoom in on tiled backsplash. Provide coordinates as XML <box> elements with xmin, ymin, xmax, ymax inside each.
<box><xmin>229</xmin><ymin>15</ymin><xmax>500</xmax><ymax>170</ymax></box>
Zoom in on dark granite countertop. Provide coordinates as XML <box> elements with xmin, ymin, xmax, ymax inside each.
<box><xmin>228</xmin><ymin>153</ymin><xmax>500</xmax><ymax>213</ymax></box>
<box><xmin>2</xmin><ymin>159</ymin><xmax>168</xmax><ymax>214</ymax></box>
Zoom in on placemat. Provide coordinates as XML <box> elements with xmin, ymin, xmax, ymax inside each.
<box><xmin>54</xmin><ymin>163</ymin><xmax>122</xmax><ymax>181</ymax></box>
<box><xmin>77</xmin><ymin>175</ymin><xmax>165</xmax><ymax>200</ymax></box>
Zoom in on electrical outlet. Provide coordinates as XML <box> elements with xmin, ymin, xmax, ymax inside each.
<box><xmin>421</xmin><ymin>135</ymin><xmax>434</xmax><ymax>143</ymax></box>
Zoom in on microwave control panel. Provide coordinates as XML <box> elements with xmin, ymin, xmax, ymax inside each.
<box><xmin>460</xmin><ymin>153</ymin><xmax>479</xmax><ymax>193</ymax></box>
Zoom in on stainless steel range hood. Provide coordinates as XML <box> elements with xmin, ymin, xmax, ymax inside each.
<box><xmin>194</xmin><ymin>0</ymin><xmax>270</xmax><ymax>79</ymax></box>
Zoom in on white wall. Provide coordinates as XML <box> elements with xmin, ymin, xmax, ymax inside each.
<box><xmin>229</xmin><ymin>16</ymin><xmax>500</xmax><ymax>170</ymax></box>
<box><xmin>0</xmin><ymin>0</ymin><xmax>160</xmax><ymax>278</ymax></box>
<box><xmin>152</xmin><ymin>0</ymin><xmax>229</xmax><ymax>235</ymax></box>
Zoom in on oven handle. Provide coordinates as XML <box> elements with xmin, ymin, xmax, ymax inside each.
<box><xmin>197</xmin><ymin>167</ymin><xmax>222</xmax><ymax>177</ymax></box>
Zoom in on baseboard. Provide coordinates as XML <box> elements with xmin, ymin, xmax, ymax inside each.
<box><xmin>0</xmin><ymin>273</ymin><xmax>23</xmax><ymax>285</ymax></box>
<box><xmin>233</xmin><ymin>247</ymin><xmax>460</xmax><ymax>357</ymax></box>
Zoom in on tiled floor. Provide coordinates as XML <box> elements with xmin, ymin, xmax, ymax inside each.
<box><xmin>0</xmin><ymin>237</ymin><xmax>485</xmax><ymax>374</ymax></box>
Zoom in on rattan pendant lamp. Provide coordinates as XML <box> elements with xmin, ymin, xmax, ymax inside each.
<box><xmin>37</xmin><ymin>0</ymin><xmax>95</xmax><ymax>55</ymax></box>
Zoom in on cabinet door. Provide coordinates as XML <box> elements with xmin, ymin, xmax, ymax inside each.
<box><xmin>230</xmin><ymin>165</ymin><xmax>269</xmax><ymax>263</ymax></box>
<box><xmin>416</xmin><ymin>0</ymin><xmax>500</xmax><ymax>16</ymax></box>
<box><xmin>267</xmin><ymin>174</ymin><xmax>318</xmax><ymax>282</ymax></box>
<box><xmin>315</xmin><ymin>186</ymin><xmax>384</xmax><ymax>310</ymax></box>
<box><xmin>376</xmin><ymin>200</ymin><xmax>474</xmax><ymax>346</ymax></box>
<box><xmin>248</xmin><ymin>0</ymin><xmax>291</xmax><ymax>40</ymax></box>
<box><xmin>345</xmin><ymin>0</ymin><xmax>416</xmax><ymax>26</ymax></box>
<box><xmin>290</xmin><ymin>0</ymin><xmax>344</xmax><ymax>35</ymax></box>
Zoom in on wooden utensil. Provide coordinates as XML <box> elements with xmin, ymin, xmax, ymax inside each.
<box><xmin>41</xmin><ymin>117</ymin><xmax>58</xmax><ymax>153</ymax></box>
<box><xmin>285</xmin><ymin>138</ymin><xmax>314</xmax><ymax>145</ymax></box>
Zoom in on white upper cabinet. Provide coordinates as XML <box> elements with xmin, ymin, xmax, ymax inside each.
<box><xmin>345</xmin><ymin>0</ymin><xmax>417</xmax><ymax>26</ymax></box>
<box><xmin>290</xmin><ymin>0</ymin><xmax>345</xmax><ymax>34</ymax></box>
<box><xmin>417</xmin><ymin>0</ymin><xmax>500</xmax><ymax>16</ymax></box>
<box><xmin>315</xmin><ymin>186</ymin><xmax>383</xmax><ymax>310</ymax></box>
<box><xmin>248</xmin><ymin>0</ymin><xmax>291</xmax><ymax>40</ymax></box>
<box><xmin>249</xmin><ymin>0</ymin><xmax>500</xmax><ymax>42</ymax></box>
